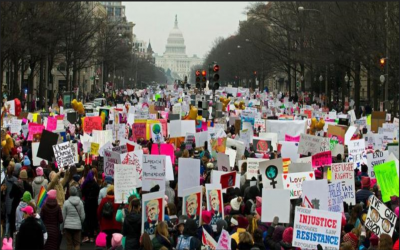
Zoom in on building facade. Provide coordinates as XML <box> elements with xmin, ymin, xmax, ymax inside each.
<box><xmin>155</xmin><ymin>15</ymin><xmax>203</xmax><ymax>80</ymax></box>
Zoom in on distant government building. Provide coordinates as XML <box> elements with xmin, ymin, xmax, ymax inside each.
<box><xmin>155</xmin><ymin>15</ymin><xmax>203</xmax><ymax>80</ymax></box>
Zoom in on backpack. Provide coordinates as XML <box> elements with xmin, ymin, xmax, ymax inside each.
<box><xmin>248</xmin><ymin>199</ymin><xmax>256</xmax><ymax>214</ymax></box>
<box><xmin>176</xmin><ymin>235</ymin><xmax>192</xmax><ymax>250</ymax></box>
<box><xmin>102</xmin><ymin>201</ymin><xmax>114</xmax><ymax>220</ymax></box>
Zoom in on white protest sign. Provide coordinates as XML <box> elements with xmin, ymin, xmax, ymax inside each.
<box><xmin>298</xmin><ymin>133</ymin><xmax>330</xmax><ymax>155</ymax></box>
<box><xmin>301</xmin><ymin>180</ymin><xmax>329</xmax><ymax>211</ymax></box>
<box><xmin>216</xmin><ymin>229</ymin><xmax>231</xmax><ymax>250</ymax></box>
<box><xmin>165</xmin><ymin>156</ymin><xmax>174</xmax><ymax>181</ymax></box>
<box><xmin>226</xmin><ymin>138</ymin><xmax>245</xmax><ymax>161</ymax></box>
<box><xmin>296</xmin><ymin>157</ymin><xmax>312</xmax><ymax>164</ymax></box>
<box><xmin>367</xmin><ymin>151</ymin><xmax>389</xmax><ymax>179</ymax></box>
<box><xmin>195</xmin><ymin>131</ymin><xmax>208</xmax><ymax>147</ymax></box>
<box><xmin>347</xmin><ymin>139</ymin><xmax>367</xmax><ymax>169</ymax></box>
<box><xmin>32</xmin><ymin>142</ymin><xmax>48</xmax><ymax>166</ymax></box>
<box><xmin>259</xmin><ymin>158</ymin><xmax>284</xmax><ymax>190</ymax></box>
<box><xmin>169</xmin><ymin>120</ymin><xmax>195</xmax><ymax>138</ymax></box>
<box><xmin>225</xmin><ymin>148</ymin><xmax>237</xmax><ymax>169</ymax></box>
<box><xmin>282</xmin><ymin>171</ymin><xmax>315</xmax><ymax>199</ymax></box>
<box><xmin>10</xmin><ymin>119</ymin><xmax>22</xmax><ymax>134</ymax></box>
<box><xmin>70</xmin><ymin>142</ymin><xmax>79</xmax><ymax>164</ymax></box>
<box><xmin>259</xmin><ymin>132</ymin><xmax>278</xmax><ymax>151</ymax></box>
<box><xmin>293</xmin><ymin>206</ymin><xmax>342</xmax><ymax>250</ymax></box>
<box><xmin>345</xmin><ymin>126</ymin><xmax>357</xmax><ymax>145</ymax></box>
<box><xmin>98</xmin><ymin>141</ymin><xmax>113</xmax><ymax>157</ymax></box>
<box><xmin>365</xmin><ymin>195</ymin><xmax>397</xmax><ymax>237</ymax></box>
<box><xmin>103</xmin><ymin>149</ymin><xmax>122</xmax><ymax>176</ymax></box>
<box><xmin>142</xmin><ymin>155</ymin><xmax>166</xmax><ymax>192</ymax></box>
<box><xmin>202</xmin><ymin>226</ymin><xmax>218</xmax><ymax>249</ymax></box>
<box><xmin>280</xmin><ymin>141</ymin><xmax>300</xmax><ymax>162</ymax></box>
<box><xmin>289</xmin><ymin>162</ymin><xmax>313</xmax><ymax>173</ymax></box>
<box><xmin>217</xmin><ymin>153</ymin><xmax>230</xmax><ymax>172</ymax></box>
<box><xmin>261</xmin><ymin>189</ymin><xmax>291</xmax><ymax>223</ymax></box>
<box><xmin>328</xmin><ymin>181</ymin><xmax>344</xmax><ymax>213</ymax></box>
<box><xmin>178</xmin><ymin>158</ymin><xmax>200</xmax><ymax>197</ymax></box>
<box><xmin>52</xmin><ymin>142</ymin><xmax>74</xmax><ymax>168</ymax></box>
<box><xmin>266</xmin><ymin>120</ymin><xmax>307</xmax><ymax>142</ymax></box>
<box><xmin>246</xmin><ymin>158</ymin><xmax>260</xmax><ymax>180</ymax></box>
<box><xmin>330</xmin><ymin>162</ymin><xmax>356</xmax><ymax>205</ymax></box>
<box><xmin>114</xmin><ymin>164</ymin><xmax>137</xmax><ymax>203</ymax></box>
<box><xmin>92</xmin><ymin>130</ymin><xmax>113</xmax><ymax>148</ymax></box>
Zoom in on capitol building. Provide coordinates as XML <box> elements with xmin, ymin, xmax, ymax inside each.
<box><xmin>155</xmin><ymin>15</ymin><xmax>203</xmax><ymax>80</ymax></box>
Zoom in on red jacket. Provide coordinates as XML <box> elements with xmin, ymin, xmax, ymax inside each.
<box><xmin>97</xmin><ymin>195</ymin><xmax>121</xmax><ymax>231</ymax></box>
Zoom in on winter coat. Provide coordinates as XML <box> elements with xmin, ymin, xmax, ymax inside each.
<box><xmin>40</xmin><ymin>198</ymin><xmax>63</xmax><ymax>250</ymax></box>
<box><xmin>15</xmin><ymin>216</ymin><xmax>44</xmax><ymax>250</ymax></box>
<box><xmin>62</xmin><ymin>196</ymin><xmax>85</xmax><ymax>230</ymax></box>
<box><xmin>356</xmin><ymin>188</ymin><xmax>374</xmax><ymax>205</ymax></box>
<box><xmin>97</xmin><ymin>195</ymin><xmax>121</xmax><ymax>231</ymax></box>
<box><xmin>98</xmin><ymin>184</ymin><xmax>110</xmax><ymax>205</ymax></box>
<box><xmin>238</xmin><ymin>242</ymin><xmax>254</xmax><ymax>250</ymax></box>
<box><xmin>197</xmin><ymin>224</ymin><xmax>213</xmax><ymax>242</ymax></box>
<box><xmin>82</xmin><ymin>179</ymin><xmax>100</xmax><ymax>231</ymax></box>
<box><xmin>264</xmin><ymin>225</ymin><xmax>293</xmax><ymax>250</ymax></box>
<box><xmin>151</xmin><ymin>234</ymin><xmax>174</xmax><ymax>250</ymax></box>
<box><xmin>15</xmin><ymin>201</ymin><xmax>28</xmax><ymax>231</ymax></box>
<box><xmin>32</xmin><ymin>176</ymin><xmax>48</xmax><ymax>203</ymax></box>
<box><xmin>47</xmin><ymin>170</ymin><xmax>70</xmax><ymax>209</ymax></box>
<box><xmin>4</xmin><ymin>175</ymin><xmax>17</xmax><ymax>215</ymax></box>
<box><xmin>122</xmin><ymin>211</ymin><xmax>141</xmax><ymax>250</ymax></box>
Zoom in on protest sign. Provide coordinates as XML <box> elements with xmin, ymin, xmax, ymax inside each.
<box><xmin>121</xmin><ymin>150</ymin><xmax>143</xmax><ymax>187</ymax></box>
<box><xmin>32</xmin><ymin>142</ymin><xmax>48</xmax><ymax>166</ymax></box>
<box><xmin>142</xmin><ymin>155</ymin><xmax>166</xmax><ymax>192</ymax></box>
<box><xmin>10</xmin><ymin>119</ymin><xmax>22</xmax><ymax>134</ymax></box>
<box><xmin>83</xmin><ymin>116</ymin><xmax>102</xmax><ymax>134</ymax></box>
<box><xmin>69</xmin><ymin>142</ymin><xmax>79</xmax><ymax>164</ymax></box>
<box><xmin>293</xmin><ymin>206</ymin><xmax>342</xmax><ymax>250</ymax></box>
<box><xmin>46</xmin><ymin>117</ymin><xmax>57</xmax><ymax>131</ymax></box>
<box><xmin>217</xmin><ymin>153</ymin><xmax>230</xmax><ymax>172</ymax></box>
<box><xmin>220</xmin><ymin>172</ymin><xmax>237</xmax><ymax>189</ymax></box>
<box><xmin>37</xmin><ymin>129</ymin><xmax>59</xmax><ymax>161</ymax></box>
<box><xmin>132</xmin><ymin>123</ymin><xmax>147</xmax><ymax>141</ymax></box>
<box><xmin>150</xmin><ymin>123</ymin><xmax>163</xmax><ymax>143</ymax></box>
<box><xmin>365</xmin><ymin>195</ymin><xmax>397</xmax><ymax>237</ymax></box>
<box><xmin>141</xmin><ymin>191</ymin><xmax>164</xmax><ymax>238</ymax></box>
<box><xmin>297</xmin><ymin>134</ymin><xmax>330</xmax><ymax>155</ymax></box>
<box><xmin>253</xmin><ymin>137</ymin><xmax>271</xmax><ymax>153</ymax></box>
<box><xmin>373</xmin><ymin>161</ymin><xmax>399</xmax><ymax>202</ymax></box>
<box><xmin>202</xmin><ymin>227</ymin><xmax>218</xmax><ymax>249</ymax></box>
<box><xmin>225</xmin><ymin>147</ymin><xmax>237</xmax><ymax>169</ymax></box>
<box><xmin>92</xmin><ymin>130</ymin><xmax>113</xmax><ymax>148</ymax></box>
<box><xmin>261</xmin><ymin>189</ymin><xmax>291</xmax><ymax>223</ymax></box>
<box><xmin>312</xmin><ymin>151</ymin><xmax>332</xmax><ymax>168</ymax></box>
<box><xmin>301</xmin><ymin>180</ymin><xmax>329</xmax><ymax>210</ymax></box>
<box><xmin>347</xmin><ymin>139</ymin><xmax>367</xmax><ymax>169</ymax></box>
<box><xmin>282</xmin><ymin>171</ymin><xmax>315</xmax><ymax>199</ymax></box>
<box><xmin>280</xmin><ymin>141</ymin><xmax>300</xmax><ymax>163</ymax></box>
<box><xmin>285</xmin><ymin>134</ymin><xmax>300</xmax><ymax>142</ymax></box>
<box><xmin>114</xmin><ymin>164</ymin><xmax>137</xmax><ymax>203</ymax></box>
<box><xmin>246</xmin><ymin>158</ymin><xmax>260</xmax><ymax>180</ymax></box>
<box><xmin>211</xmin><ymin>171</ymin><xmax>240</xmax><ymax>190</ymax></box>
<box><xmin>165</xmin><ymin>156</ymin><xmax>174</xmax><ymax>181</ymax></box>
<box><xmin>210</xmin><ymin>137</ymin><xmax>226</xmax><ymax>159</ymax></box>
<box><xmin>52</xmin><ymin>142</ymin><xmax>74</xmax><ymax>168</ymax></box>
<box><xmin>103</xmin><ymin>149</ymin><xmax>122</xmax><ymax>176</ymax></box>
<box><xmin>296</xmin><ymin>156</ymin><xmax>312</xmax><ymax>164</ymax></box>
<box><xmin>266</xmin><ymin>120</ymin><xmax>307</xmax><ymax>141</ymax></box>
<box><xmin>90</xmin><ymin>142</ymin><xmax>99</xmax><ymax>156</ymax></box>
<box><xmin>178</xmin><ymin>158</ymin><xmax>200</xmax><ymax>197</ymax></box>
<box><xmin>151</xmin><ymin>143</ymin><xmax>175</xmax><ymax>164</ymax></box>
<box><xmin>181</xmin><ymin>186</ymin><xmax>203</xmax><ymax>227</ymax></box>
<box><xmin>345</xmin><ymin>126</ymin><xmax>357</xmax><ymax>145</ymax></box>
<box><xmin>367</xmin><ymin>151</ymin><xmax>389</xmax><ymax>178</ymax></box>
<box><xmin>259</xmin><ymin>158</ymin><xmax>284</xmax><ymax>189</ymax></box>
<box><xmin>98</xmin><ymin>141</ymin><xmax>113</xmax><ymax>157</ymax></box>
<box><xmin>226</xmin><ymin>138</ymin><xmax>245</xmax><ymax>161</ymax></box>
<box><xmin>169</xmin><ymin>120</ymin><xmax>196</xmax><ymax>138</ymax></box>
<box><xmin>328</xmin><ymin>181</ymin><xmax>344</xmax><ymax>212</ymax></box>
<box><xmin>28</xmin><ymin>123</ymin><xmax>45</xmax><ymax>141</ymax></box>
<box><xmin>289</xmin><ymin>162</ymin><xmax>313</xmax><ymax>173</ymax></box>
<box><xmin>194</xmin><ymin>131</ymin><xmax>208</xmax><ymax>147</ymax></box>
<box><xmin>205</xmin><ymin>184</ymin><xmax>224</xmax><ymax>226</ymax></box>
<box><xmin>216</xmin><ymin>229</ymin><xmax>231</xmax><ymax>250</ymax></box>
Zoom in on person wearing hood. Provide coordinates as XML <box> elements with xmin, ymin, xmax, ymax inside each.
<box><xmin>40</xmin><ymin>189</ymin><xmax>63</xmax><ymax>250</ymax></box>
<box><xmin>123</xmin><ymin>198</ymin><xmax>142</xmax><ymax>250</ymax></box>
<box><xmin>165</xmin><ymin>181</ymin><xmax>175</xmax><ymax>204</ymax></box>
<box><xmin>3</xmin><ymin>164</ymin><xmax>17</xmax><ymax>237</ymax></box>
<box><xmin>32</xmin><ymin>167</ymin><xmax>48</xmax><ymax>211</ymax></box>
<box><xmin>98</xmin><ymin>175</ymin><xmax>113</xmax><ymax>205</ymax></box>
<box><xmin>244</xmin><ymin>185</ymin><xmax>259</xmax><ymax>215</ymax></box>
<box><xmin>214</xmin><ymin>219</ymin><xmax>228</xmax><ymax>242</ymax></box>
<box><xmin>62</xmin><ymin>186</ymin><xmax>85</xmax><ymax>250</ymax></box>
<box><xmin>196</xmin><ymin>210</ymin><xmax>214</xmax><ymax>241</ymax></box>
<box><xmin>47</xmin><ymin>168</ymin><xmax>70</xmax><ymax>209</ymax></box>
<box><xmin>176</xmin><ymin>218</ymin><xmax>201</xmax><ymax>250</ymax></box>
<box><xmin>15</xmin><ymin>191</ymin><xmax>35</xmax><ymax>231</ymax></box>
<box><xmin>253</xmin><ymin>228</ymin><xmax>267</xmax><ymax>250</ymax></box>
<box><xmin>265</xmin><ymin>216</ymin><xmax>294</xmax><ymax>250</ymax></box>
<box><xmin>356</xmin><ymin>177</ymin><xmax>373</xmax><ymax>206</ymax></box>
<box><xmin>82</xmin><ymin>170</ymin><xmax>100</xmax><ymax>243</ymax></box>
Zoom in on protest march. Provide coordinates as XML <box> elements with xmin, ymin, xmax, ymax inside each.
<box><xmin>1</xmin><ymin>85</ymin><xmax>399</xmax><ymax>250</ymax></box>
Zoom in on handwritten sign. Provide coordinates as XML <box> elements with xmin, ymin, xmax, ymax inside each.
<box><xmin>103</xmin><ymin>149</ymin><xmax>122</xmax><ymax>176</ymax></box>
<box><xmin>246</xmin><ymin>159</ymin><xmax>259</xmax><ymax>180</ymax></box>
<box><xmin>114</xmin><ymin>164</ymin><xmax>137</xmax><ymax>203</ymax></box>
<box><xmin>90</xmin><ymin>142</ymin><xmax>99</xmax><ymax>156</ymax></box>
<box><xmin>328</xmin><ymin>181</ymin><xmax>344</xmax><ymax>212</ymax></box>
<box><xmin>365</xmin><ymin>195</ymin><xmax>397</xmax><ymax>237</ymax></box>
<box><xmin>28</xmin><ymin>123</ymin><xmax>45</xmax><ymax>141</ymax></box>
<box><xmin>374</xmin><ymin>161</ymin><xmax>399</xmax><ymax>202</ymax></box>
<box><xmin>121</xmin><ymin>150</ymin><xmax>143</xmax><ymax>187</ymax></box>
<box><xmin>132</xmin><ymin>123</ymin><xmax>146</xmax><ymax>141</ymax></box>
<box><xmin>52</xmin><ymin>142</ymin><xmax>74</xmax><ymax>168</ymax></box>
<box><xmin>10</xmin><ymin>119</ymin><xmax>22</xmax><ymax>134</ymax></box>
<box><xmin>297</xmin><ymin>134</ymin><xmax>330</xmax><ymax>155</ymax></box>
<box><xmin>293</xmin><ymin>206</ymin><xmax>341</xmax><ymax>250</ymax></box>
<box><xmin>83</xmin><ymin>116</ymin><xmax>102</xmax><ymax>134</ymax></box>
<box><xmin>216</xmin><ymin>229</ymin><xmax>231</xmax><ymax>250</ymax></box>
<box><xmin>347</xmin><ymin>139</ymin><xmax>367</xmax><ymax>169</ymax></box>
<box><xmin>311</xmin><ymin>151</ymin><xmax>332</xmax><ymax>168</ymax></box>
<box><xmin>282</xmin><ymin>171</ymin><xmax>315</xmax><ymax>199</ymax></box>
<box><xmin>46</xmin><ymin>117</ymin><xmax>57</xmax><ymax>131</ymax></box>
<box><xmin>367</xmin><ymin>151</ymin><xmax>389</xmax><ymax>178</ymax></box>
<box><xmin>142</xmin><ymin>155</ymin><xmax>166</xmax><ymax>192</ymax></box>
<box><xmin>285</xmin><ymin>134</ymin><xmax>300</xmax><ymax>142</ymax></box>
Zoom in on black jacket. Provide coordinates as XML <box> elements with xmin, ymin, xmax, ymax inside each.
<box><xmin>264</xmin><ymin>225</ymin><xmax>294</xmax><ymax>250</ymax></box>
<box><xmin>15</xmin><ymin>216</ymin><xmax>44</xmax><ymax>250</ymax></box>
<box><xmin>123</xmin><ymin>211</ymin><xmax>141</xmax><ymax>250</ymax></box>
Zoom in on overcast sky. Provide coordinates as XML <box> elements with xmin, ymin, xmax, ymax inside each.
<box><xmin>123</xmin><ymin>2</ymin><xmax>252</xmax><ymax>58</ymax></box>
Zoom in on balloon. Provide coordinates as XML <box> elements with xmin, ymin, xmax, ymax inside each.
<box><xmin>309</xmin><ymin>117</ymin><xmax>325</xmax><ymax>135</ymax></box>
<box><xmin>184</xmin><ymin>105</ymin><xmax>198</xmax><ymax>120</ymax></box>
<box><xmin>234</xmin><ymin>101</ymin><xmax>246</xmax><ymax>110</ymax></box>
<box><xmin>76</xmin><ymin>102</ymin><xmax>84</xmax><ymax>114</ymax></box>
<box><xmin>71</xmin><ymin>99</ymin><xmax>78</xmax><ymax>110</ymax></box>
<box><xmin>14</xmin><ymin>98</ymin><xmax>21</xmax><ymax>116</ymax></box>
<box><xmin>219</xmin><ymin>97</ymin><xmax>231</xmax><ymax>112</ymax></box>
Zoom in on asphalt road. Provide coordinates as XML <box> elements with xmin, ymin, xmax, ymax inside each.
<box><xmin>60</xmin><ymin>236</ymin><xmax>96</xmax><ymax>250</ymax></box>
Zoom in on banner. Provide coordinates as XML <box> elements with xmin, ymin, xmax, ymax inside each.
<box><xmin>312</xmin><ymin>151</ymin><xmax>332</xmax><ymax>168</ymax></box>
<box><xmin>259</xmin><ymin>158</ymin><xmax>284</xmax><ymax>189</ymax></box>
<box><xmin>367</xmin><ymin>151</ymin><xmax>389</xmax><ymax>178</ymax></box>
<box><xmin>373</xmin><ymin>161</ymin><xmax>399</xmax><ymax>202</ymax></box>
<box><xmin>181</xmin><ymin>186</ymin><xmax>203</xmax><ymax>227</ymax></box>
<box><xmin>293</xmin><ymin>206</ymin><xmax>342</xmax><ymax>250</ymax></box>
<box><xmin>52</xmin><ymin>142</ymin><xmax>74</xmax><ymax>168</ymax></box>
<box><xmin>365</xmin><ymin>195</ymin><xmax>397</xmax><ymax>237</ymax></box>
<box><xmin>330</xmin><ymin>163</ymin><xmax>355</xmax><ymax>205</ymax></box>
<box><xmin>114</xmin><ymin>164</ymin><xmax>137</xmax><ymax>204</ymax></box>
<box><xmin>261</xmin><ymin>189</ymin><xmax>291</xmax><ymax>223</ymax></box>
<box><xmin>142</xmin><ymin>191</ymin><xmax>164</xmax><ymax>238</ymax></box>
<box><xmin>142</xmin><ymin>155</ymin><xmax>166</xmax><ymax>192</ymax></box>
<box><xmin>282</xmin><ymin>171</ymin><xmax>315</xmax><ymax>199</ymax></box>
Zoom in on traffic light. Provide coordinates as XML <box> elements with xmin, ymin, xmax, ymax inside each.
<box><xmin>209</xmin><ymin>63</ymin><xmax>220</xmax><ymax>90</ymax></box>
<box><xmin>380</xmin><ymin>58</ymin><xmax>385</xmax><ymax>70</ymax></box>
<box><xmin>201</xmin><ymin>70</ymin><xmax>207</xmax><ymax>88</ymax></box>
<box><xmin>195</xmin><ymin>70</ymin><xmax>201</xmax><ymax>89</ymax></box>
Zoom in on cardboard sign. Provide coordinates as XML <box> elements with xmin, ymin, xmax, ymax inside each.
<box><xmin>114</xmin><ymin>164</ymin><xmax>137</xmax><ymax>203</ymax></box>
<box><xmin>261</xmin><ymin>189</ymin><xmax>291</xmax><ymax>223</ymax></box>
<box><xmin>311</xmin><ymin>151</ymin><xmax>332</xmax><ymax>168</ymax></box>
<box><xmin>347</xmin><ymin>139</ymin><xmax>367</xmax><ymax>169</ymax></box>
<box><xmin>374</xmin><ymin>161</ymin><xmax>399</xmax><ymax>202</ymax></box>
<box><xmin>259</xmin><ymin>158</ymin><xmax>284</xmax><ymax>189</ymax></box>
<box><xmin>142</xmin><ymin>191</ymin><xmax>164</xmax><ymax>238</ymax></box>
<box><xmin>181</xmin><ymin>186</ymin><xmax>203</xmax><ymax>227</ymax></box>
<box><xmin>293</xmin><ymin>206</ymin><xmax>342</xmax><ymax>250</ymax></box>
<box><xmin>327</xmin><ymin>125</ymin><xmax>346</xmax><ymax>145</ymax></box>
<box><xmin>52</xmin><ymin>142</ymin><xmax>75</xmax><ymax>168</ymax></box>
<box><xmin>328</xmin><ymin>181</ymin><xmax>344</xmax><ymax>212</ymax></box>
<box><xmin>37</xmin><ymin>129</ymin><xmax>59</xmax><ymax>162</ymax></box>
<box><xmin>298</xmin><ymin>134</ymin><xmax>330</xmax><ymax>155</ymax></box>
<box><xmin>282</xmin><ymin>171</ymin><xmax>315</xmax><ymax>199</ymax></box>
<box><xmin>371</xmin><ymin>111</ymin><xmax>385</xmax><ymax>133</ymax></box>
<box><xmin>367</xmin><ymin>151</ymin><xmax>389</xmax><ymax>178</ymax></box>
<box><xmin>365</xmin><ymin>195</ymin><xmax>397</xmax><ymax>237</ymax></box>
<box><xmin>83</xmin><ymin>116</ymin><xmax>102</xmax><ymax>134</ymax></box>
<box><xmin>301</xmin><ymin>180</ymin><xmax>329</xmax><ymax>210</ymax></box>
<box><xmin>217</xmin><ymin>153</ymin><xmax>230</xmax><ymax>172</ymax></box>
<box><xmin>142</xmin><ymin>155</ymin><xmax>166</xmax><ymax>192</ymax></box>
<box><xmin>178</xmin><ymin>158</ymin><xmax>200</xmax><ymax>197</ymax></box>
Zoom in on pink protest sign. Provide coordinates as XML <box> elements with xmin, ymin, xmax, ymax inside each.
<box><xmin>312</xmin><ymin>151</ymin><xmax>332</xmax><ymax>168</ymax></box>
<box><xmin>151</xmin><ymin>143</ymin><xmax>175</xmax><ymax>164</ymax></box>
<box><xmin>132</xmin><ymin>123</ymin><xmax>146</xmax><ymax>141</ymax></box>
<box><xmin>46</xmin><ymin>117</ymin><xmax>57</xmax><ymax>131</ymax></box>
<box><xmin>158</xmin><ymin>119</ymin><xmax>168</xmax><ymax>137</ymax></box>
<box><xmin>285</xmin><ymin>134</ymin><xmax>300</xmax><ymax>142</ymax></box>
<box><xmin>28</xmin><ymin>123</ymin><xmax>45</xmax><ymax>141</ymax></box>
<box><xmin>216</xmin><ymin>229</ymin><xmax>231</xmax><ymax>250</ymax></box>
<box><xmin>55</xmin><ymin>115</ymin><xmax>65</xmax><ymax>120</ymax></box>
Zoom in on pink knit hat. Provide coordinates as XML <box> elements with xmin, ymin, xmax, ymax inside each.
<box><xmin>282</xmin><ymin>227</ymin><xmax>293</xmax><ymax>243</ymax></box>
<box><xmin>36</xmin><ymin>167</ymin><xmax>44</xmax><ymax>176</ymax></box>
<box><xmin>111</xmin><ymin>233</ymin><xmax>123</xmax><ymax>247</ymax></box>
<box><xmin>95</xmin><ymin>232</ymin><xmax>107</xmax><ymax>247</ymax></box>
<box><xmin>47</xmin><ymin>190</ymin><xmax>56</xmax><ymax>200</ymax></box>
<box><xmin>256</xmin><ymin>196</ymin><xmax>262</xmax><ymax>208</ymax></box>
<box><xmin>395</xmin><ymin>207</ymin><xmax>399</xmax><ymax>217</ymax></box>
